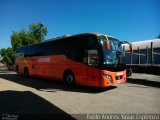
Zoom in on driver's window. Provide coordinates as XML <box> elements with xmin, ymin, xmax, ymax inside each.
<box><xmin>87</xmin><ymin>49</ymin><xmax>99</xmax><ymax>67</ymax></box>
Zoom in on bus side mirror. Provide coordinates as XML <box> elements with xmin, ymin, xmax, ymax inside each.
<box><xmin>105</xmin><ymin>41</ymin><xmax>110</xmax><ymax>50</ymax></box>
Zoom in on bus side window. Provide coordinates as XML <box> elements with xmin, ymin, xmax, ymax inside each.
<box><xmin>82</xmin><ymin>49</ymin><xmax>88</xmax><ymax>64</ymax></box>
<box><xmin>76</xmin><ymin>49</ymin><xmax>87</xmax><ymax>64</ymax></box>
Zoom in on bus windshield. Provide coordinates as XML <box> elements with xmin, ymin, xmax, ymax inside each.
<box><xmin>100</xmin><ymin>36</ymin><xmax>125</xmax><ymax>71</ymax></box>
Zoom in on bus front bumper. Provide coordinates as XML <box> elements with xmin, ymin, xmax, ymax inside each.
<box><xmin>100</xmin><ymin>70</ymin><xmax>126</xmax><ymax>87</ymax></box>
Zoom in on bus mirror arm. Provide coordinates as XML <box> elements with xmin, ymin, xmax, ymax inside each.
<box><xmin>120</xmin><ymin>41</ymin><xmax>133</xmax><ymax>53</ymax></box>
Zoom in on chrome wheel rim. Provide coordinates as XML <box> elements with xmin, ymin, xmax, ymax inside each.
<box><xmin>66</xmin><ymin>74</ymin><xmax>74</xmax><ymax>84</ymax></box>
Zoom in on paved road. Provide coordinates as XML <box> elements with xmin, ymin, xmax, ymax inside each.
<box><xmin>0</xmin><ymin>70</ymin><xmax>160</xmax><ymax>119</ymax></box>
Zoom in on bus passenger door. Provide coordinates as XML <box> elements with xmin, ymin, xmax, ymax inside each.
<box><xmin>86</xmin><ymin>49</ymin><xmax>101</xmax><ymax>87</ymax></box>
<box><xmin>75</xmin><ymin>49</ymin><xmax>88</xmax><ymax>85</ymax></box>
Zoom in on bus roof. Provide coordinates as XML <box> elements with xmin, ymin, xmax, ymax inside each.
<box><xmin>16</xmin><ymin>33</ymin><xmax>117</xmax><ymax>49</ymax></box>
<box><xmin>43</xmin><ymin>33</ymin><xmax>116</xmax><ymax>43</ymax></box>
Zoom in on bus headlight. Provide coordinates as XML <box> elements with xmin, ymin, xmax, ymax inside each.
<box><xmin>103</xmin><ymin>74</ymin><xmax>112</xmax><ymax>84</ymax></box>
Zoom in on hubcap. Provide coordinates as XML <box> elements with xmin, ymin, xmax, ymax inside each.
<box><xmin>66</xmin><ymin>74</ymin><xmax>74</xmax><ymax>84</ymax></box>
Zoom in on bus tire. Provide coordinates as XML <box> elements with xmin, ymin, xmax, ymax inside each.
<box><xmin>126</xmin><ymin>67</ymin><xmax>132</xmax><ymax>77</ymax></box>
<box><xmin>24</xmin><ymin>67</ymin><xmax>29</xmax><ymax>78</ymax></box>
<box><xmin>63</xmin><ymin>71</ymin><xmax>75</xmax><ymax>85</ymax></box>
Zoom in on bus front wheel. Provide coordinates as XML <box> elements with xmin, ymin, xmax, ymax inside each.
<box><xmin>24</xmin><ymin>68</ymin><xmax>29</xmax><ymax>78</ymax></box>
<box><xmin>126</xmin><ymin>67</ymin><xmax>132</xmax><ymax>77</ymax></box>
<box><xmin>64</xmin><ymin>72</ymin><xmax>75</xmax><ymax>85</ymax></box>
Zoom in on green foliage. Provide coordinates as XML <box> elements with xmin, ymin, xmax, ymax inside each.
<box><xmin>11</xmin><ymin>22</ymin><xmax>48</xmax><ymax>51</ymax></box>
<box><xmin>0</xmin><ymin>48</ymin><xmax>14</xmax><ymax>66</ymax></box>
<box><xmin>0</xmin><ymin>48</ymin><xmax>6</xmax><ymax>57</ymax></box>
<box><xmin>1</xmin><ymin>22</ymin><xmax>48</xmax><ymax>66</ymax></box>
<box><xmin>29</xmin><ymin>22</ymin><xmax>48</xmax><ymax>42</ymax></box>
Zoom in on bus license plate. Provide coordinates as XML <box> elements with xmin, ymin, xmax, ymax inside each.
<box><xmin>117</xmin><ymin>76</ymin><xmax>121</xmax><ymax>83</ymax></box>
<box><xmin>117</xmin><ymin>80</ymin><xmax>121</xmax><ymax>83</ymax></box>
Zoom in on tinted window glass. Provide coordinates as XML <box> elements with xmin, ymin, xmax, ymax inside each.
<box><xmin>88</xmin><ymin>49</ymin><xmax>99</xmax><ymax>67</ymax></box>
<box><xmin>88</xmin><ymin>35</ymin><xmax>98</xmax><ymax>47</ymax></box>
<box><xmin>15</xmin><ymin>35</ymin><xmax>99</xmax><ymax>64</ymax></box>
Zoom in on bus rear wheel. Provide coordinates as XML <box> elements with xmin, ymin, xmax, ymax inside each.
<box><xmin>64</xmin><ymin>72</ymin><xmax>75</xmax><ymax>85</ymax></box>
<box><xmin>24</xmin><ymin>68</ymin><xmax>29</xmax><ymax>78</ymax></box>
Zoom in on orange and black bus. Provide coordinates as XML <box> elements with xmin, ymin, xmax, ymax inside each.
<box><xmin>15</xmin><ymin>33</ymin><xmax>131</xmax><ymax>87</ymax></box>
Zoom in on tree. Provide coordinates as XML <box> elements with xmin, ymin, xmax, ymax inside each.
<box><xmin>0</xmin><ymin>48</ymin><xmax>6</xmax><ymax>57</ymax></box>
<box><xmin>29</xmin><ymin>22</ymin><xmax>48</xmax><ymax>42</ymax></box>
<box><xmin>0</xmin><ymin>48</ymin><xmax>14</xmax><ymax>66</ymax></box>
<box><xmin>11</xmin><ymin>22</ymin><xmax>48</xmax><ymax>51</ymax></box>
<box><xmin>5</xmin><ymin>22</ymin><xmax>48</xmax><ymax>66</ymax></box>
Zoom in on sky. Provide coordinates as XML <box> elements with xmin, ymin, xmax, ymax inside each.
<box><xmin>0</xmin><ymin>0</ymin><xmax>160</xmax><ymax>49</ymax></box>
